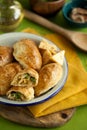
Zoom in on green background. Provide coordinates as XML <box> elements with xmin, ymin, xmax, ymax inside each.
<box><xmin>0</xmin><ymin>0</ymin><xmax>87</xmax><ymax>130</ymax></box>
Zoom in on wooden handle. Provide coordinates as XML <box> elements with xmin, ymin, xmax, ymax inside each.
<box><xmin>24</xmin><ymin>10</ymin><xmax>87</xmax><ymax>51</ymax></box>
<box><xmin>24</xmin><ymin>9</ymin><xmax>72</xmax><ymax>39</ymax></box>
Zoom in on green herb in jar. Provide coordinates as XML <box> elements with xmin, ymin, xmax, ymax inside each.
<box><xmin>0</xmin><ymin>0</ymin><xmax>24</xmax><ymax>32</ymax></box>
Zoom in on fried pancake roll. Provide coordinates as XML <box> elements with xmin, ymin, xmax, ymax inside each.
<box><xmin>11</xmin><ymin>68</ymin><xmax>39</xmax><ymax>87</ymax></box>
<box><xmin>0</xmin><ymin>62</ymin><xmax>22</xmax><ymax>95</ymax></box>
<box><xmin>7</xmin><ymin>86</ymin><xmax>34</xmax><ymax>101</ymax></box>
<box><xmin>35</xmin><ymin>63</ymin><xmax>63</xmax><ymax>96</ymax></box>
<box><xmin>13</xmin><ymin>39</ymin><xmax>42</xmax><ymax>71</ymax></box>
<box><xmin>0</xmin><ymin>46</ymin><xmax>13</xmax><ymax>66</ymax></box>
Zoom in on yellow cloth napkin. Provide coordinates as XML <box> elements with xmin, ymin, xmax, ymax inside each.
<box><xmin>23</xmin><ymin>28</ymin><xmax>87</xmax><ymax>117</ymax></box>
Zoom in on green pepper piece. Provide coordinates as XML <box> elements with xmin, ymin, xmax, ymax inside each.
<box><xmin>11</xmin><ymin>92</ymin><xmax>22</xmax><ymax>100</ymax></box>
<box><xmin>30</xmin><ymin>77</ymin><xmax>36</xmax><ymax>84</ymax></box>
<box><xmin>24</xmin><ymin>73</ymin><xmax>30</xmax><ymax>79</ymax></box>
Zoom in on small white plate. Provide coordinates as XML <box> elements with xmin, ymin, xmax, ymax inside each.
<box><xmin>0</xmin><ymin>32</ymin><xmax>68</xmax><ymax>106</ymax></box>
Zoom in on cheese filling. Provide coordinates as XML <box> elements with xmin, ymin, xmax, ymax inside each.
<box><xmin>8</xmin><ymin>91</ymin><xmax>25</xmax><ymax>101</ymax></box>
<box><xmin>17</xmin><ymin>73</ymin><xmax>36</xmax><ymax>86</ymax></box>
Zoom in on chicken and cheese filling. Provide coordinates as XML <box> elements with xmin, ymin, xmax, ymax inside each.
<box><xmin>12</xmin><ymin>73</ymin><xmax>36</xmax><ymax>87</ymax></box>
<box><xmin>7</xmin><ymin>86</ymin><xmax>35</xmax><ymax>101</ymax></box>
<box><xmin>8</xmin><ymin>91</ymin><xmax>25</xmax><ymax>101</ymax></box>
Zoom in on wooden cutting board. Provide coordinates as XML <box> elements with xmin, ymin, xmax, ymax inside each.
<box><xmin>0</xmin><ymin>104</ymin><xmax>76</xmax><ymax>128</ymax></box>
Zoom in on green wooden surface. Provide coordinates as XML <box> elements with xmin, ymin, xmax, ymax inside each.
<box><xmin>0</xmin><ymin>0</ymin><xmax>87</xmax><ymax>130</ymax></box>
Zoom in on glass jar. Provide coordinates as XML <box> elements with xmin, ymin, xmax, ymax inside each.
<box><xmin>0</xmin><ymin>0</ymin><xmax>24</xmax><ymax>32</ymax></box>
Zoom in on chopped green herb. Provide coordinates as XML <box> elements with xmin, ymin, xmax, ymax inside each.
<box><xmin>11</xmin><ymin>92</ymin><xmax>22</xmax><ymax>100</ymax></box>
<box><xmin>24</xmin><ymin>73</ymin><xmax>30</xmax><ymax>79</ymax></box>
<box><xmin>30</xmin><ymin>77</ymin><xmax>36</xmax><ymax>84</ymax></box>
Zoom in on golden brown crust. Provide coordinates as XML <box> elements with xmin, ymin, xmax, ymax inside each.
<box><xmin>0</xmin><ymin>46</ymin><xmax>13</xmax><ymax>67</ymax></box>
<box><xmin>0</xmin><ymin>38</ymin><xmax>65</xmax><ymax>102</ymax></box>
<box><xmin>13</xmin><ymin>39</ymin><xmax>42</xmax><ymax>71</ymax></box>
<box><xmin>35</xmin><ymin>63</ymin><xmax>63</xmax><ymax>96</ymax></box>
<box><xmin>0</xmin><ymin>62</ymin><xmax>22</xmax><ymax>95</ymax></box>
<box><xmin>42</xmin><ymin>50</ymin><xmax>52</xmax><ymax>65</ymax></box>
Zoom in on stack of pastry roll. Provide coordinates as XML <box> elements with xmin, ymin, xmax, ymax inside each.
<box><xmin>7</xmin><ymin>68</ymin><xmax>39</xmax><ymax>101</ymax></box>
<box><xmin>0</xmin><ymin>38</ymin><xmax>65</xmax><ymax>102</ymax></box>
<box><xmin>7</xmin><ymin>39</ymin><xmax>41</xmax><ymax>101</ymax></box>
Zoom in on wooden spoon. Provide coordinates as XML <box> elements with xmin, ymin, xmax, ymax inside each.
<box><xmin>24</xmin><ymin>9</ymin><xmax>87</xmax><ymax>51</ymax></box>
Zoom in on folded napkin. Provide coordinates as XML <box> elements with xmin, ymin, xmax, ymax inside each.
<box><xmin>23</xmin><ymin>28</ymin><xmax>87</xmax><ymax>117</ymax></box>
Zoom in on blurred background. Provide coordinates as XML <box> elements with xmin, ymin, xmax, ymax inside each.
<box><xmin>18</xmin><ymin>0</ymin><xmax>30</xmax><ymax>10</ymax></box>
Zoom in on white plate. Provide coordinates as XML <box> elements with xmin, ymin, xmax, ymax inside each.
<box><xmin>0</xmin><ymin>32</ymin><xmax>68</xmax><ymax>106</ymax></box>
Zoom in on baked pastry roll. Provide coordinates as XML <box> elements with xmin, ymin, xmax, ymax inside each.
<box><xmin>35</xmin><ymin>63</ymin><xmax>63</xmax><ymax>96</ymax></box>
<box><xmin>42</xmin><ymin>50</ymin><xmax>52</xmax><ymax>65</ymax></box>
<box><xmin>7</xmin><ymin>86</ymin><xmax>34</xmax><ymax>101</ymax></box>
<box><xmin>0</xmin><ymin>46</ymin><xmax>13</xmax><ymax>67</ymax></box>
<box><xmin>13</xmin><ymin>39</ymin><xmax>42</xmax><ymax>71</ymax></box>
<box><xmin>0</xmin><ymin>62</ymin><xmax>22</xmax><ymax>95</ymax></box>
<box><xmin>11</xmin><ymin>68</ymin><xmax>39</xmax><ymax>87</ymax></box>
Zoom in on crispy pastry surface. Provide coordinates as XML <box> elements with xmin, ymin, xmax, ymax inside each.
<box><xmin>35</xmin><ymin>63</ymin><xmax>63</xmax><ymax>96</ymax></box>
<box><xmin>0</xmin><ymin>62</ymin><xmax>22</xmax><ymax>95</ymax></box>
<box><xmin>13</xmin><ymin>39</ymin><xmax>42</xmax><ymax>71</ymax></box>
<box><xmin>0</xmin><ymin>46</ymin><xmax>13</xmax><ymax>67</ymax></box>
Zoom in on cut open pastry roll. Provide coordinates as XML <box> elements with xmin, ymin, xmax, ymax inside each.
<box><xmin>0</xmin><ymin>62</ymin><xmax>22</xmax><ymax>95</ymax></box>
<box><xmin>11</xmin><ymin>68</ymin><xmax>39</xmax><ymax>87</ymax></box>
<box><xmin>7</xmin><ymin>86</ymin><xmax>34</xmax><ymax>101</ymax></box>
<box><xmin>35</xmin><ymin>63</ymin><xmax>63</xmax><ymax>96</ymax></box>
